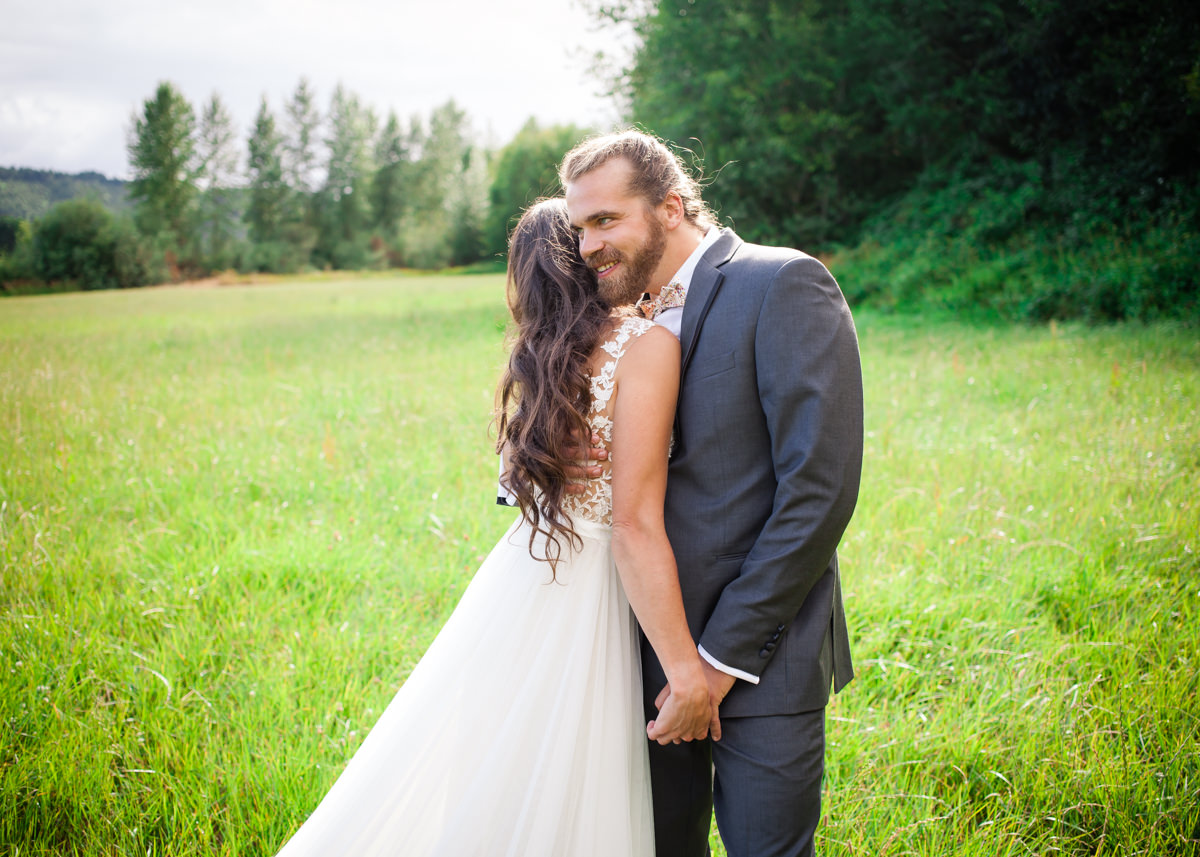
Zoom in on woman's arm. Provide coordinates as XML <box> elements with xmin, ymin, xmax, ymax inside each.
<box><xmin>609</xmin><ymin>325</ymin><xmax>718</xmax><ymax>744</ymax></box>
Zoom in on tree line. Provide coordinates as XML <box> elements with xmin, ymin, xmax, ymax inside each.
<box><xmin>4</xmin><ymin>0</ymin><xmax>1197</xmax><ymax>320</ymax></box>
<box><xmin>1</xmin><ymin>80</ymin><xmax>586</xmax><ymax>292</ymax></box>
<box><xmin>0</xmin><ymin>168</ymin><xmax>129</xmax><ymax>221</ymax></box>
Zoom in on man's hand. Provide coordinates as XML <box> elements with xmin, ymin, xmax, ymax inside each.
<box><xmin>700</xmin><ymin>658</ymin><xmax>737</xmax><ymax>707</ymax></box>
<box><xmin>563</xmin><ymin>431</ymin><xmax>607</xmax><ymax>493</ymax></box>
<box><xmin>647</xmin><ymin>678</ymin><xmax>714</xmax><ymax>745</ymax></box>
<box><xmin>652</xmin><ymin>660</ymin><xmax>731</xmax><ymax>744</ymax></box>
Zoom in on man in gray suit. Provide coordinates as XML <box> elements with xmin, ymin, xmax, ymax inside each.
<box><xmin>561</xmin><ymin>131</ymin><xmax>863</xmax><ymax>857</ymax></box>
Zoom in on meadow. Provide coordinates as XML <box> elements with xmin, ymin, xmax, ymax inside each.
<box><xmin>1</xmin><ymin>274</ymin><xmax>1196</xmax><ymax>855</ymax></box>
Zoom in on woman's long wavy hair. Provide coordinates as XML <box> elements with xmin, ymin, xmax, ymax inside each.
<box><xmin>496</xmin><ymin>198</ymin><xmax>611</xmax><ymax>571</ymax></box>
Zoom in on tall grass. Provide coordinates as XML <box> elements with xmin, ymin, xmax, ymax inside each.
<box><xmin>1</xmin><ymin>278</ymin><xmax>1196</xmax><ymax>855</ymax></box>
<box><xmin>825</xmin><ymin>316</ymin><xmax>1198</xmax><ymax>855</ymax></box>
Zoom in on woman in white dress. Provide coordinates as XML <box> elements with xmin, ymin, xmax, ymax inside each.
<box><xmin>274</xmin><ymin>199</ymin><xmax>713</xmax><ymax>857</ymax></box>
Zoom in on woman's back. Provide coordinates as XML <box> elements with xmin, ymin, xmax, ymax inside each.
<box><xmin>563</xmin><ymin>313</ymin><xmax>659</xmax><ymax>526</ymax></box>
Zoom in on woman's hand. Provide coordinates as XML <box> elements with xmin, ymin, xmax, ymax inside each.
<box><xmin>648</xmin><ymin>670</ymin><xmax>723</xmax><ymax>744</ymax></box>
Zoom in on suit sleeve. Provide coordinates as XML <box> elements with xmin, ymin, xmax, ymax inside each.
<box><xmin>696</xmin><ymin>256</ymin><xmax>863</xmax><ymax>678</ymax></box>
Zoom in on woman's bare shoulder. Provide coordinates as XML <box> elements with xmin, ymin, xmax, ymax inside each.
<box><xmin>619</xmin><ymin>320</ymin><xmax>680</xmax><ymax>367</ymax></box>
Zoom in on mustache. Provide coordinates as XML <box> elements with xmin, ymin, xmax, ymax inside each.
<box><xmin>587</xmin><ymin>250</ymin><xmax>621</xmax><ymax>271</ymax></box>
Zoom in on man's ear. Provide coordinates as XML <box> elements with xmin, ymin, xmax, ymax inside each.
<box><xmin>659</xmin><ymin>191</ymin><xmax>686</xmax><ymax>230</ymax></box>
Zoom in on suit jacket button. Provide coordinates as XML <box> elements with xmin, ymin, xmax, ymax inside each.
<box><xmin>758</xmin><ymin>647</ymin><xmax>771</xmax><ymax>658</ymax></box>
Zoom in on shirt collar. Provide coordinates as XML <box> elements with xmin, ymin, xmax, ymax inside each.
<box><xmin>666</xmin><ymin>227</ymin><xmax>721</xmax><ymax>298</ymax></box>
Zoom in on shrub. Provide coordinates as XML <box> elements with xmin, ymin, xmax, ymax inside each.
<box><xmin>0</xmin><ymin>220</ymin><xmax>37</xmax><ymax>292</ymax></box>
<box><xmin>28</xmin><ymin>198</ymin><xmax>158</xmax><ymax>291</ymax></box>
<box><xmin>833</xmin><ymin>163</ymin><xmax>1200</xmax><ymax>323</ymax></box>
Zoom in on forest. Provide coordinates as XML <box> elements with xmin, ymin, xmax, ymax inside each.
<box><xmin>0</xmin><ymin>167</ymin><xmax>129</xmax><ymax>221</ymax></box>
<box><xmin>2</xmin><ymin>0</ymin><xmax>1197</xmax><ymax>321</ymax></box>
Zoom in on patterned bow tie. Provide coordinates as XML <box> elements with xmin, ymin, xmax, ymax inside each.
<box><xmin>637</xmin><ymin>280</ymin><xmax>687</xmax><ymax>319</ymax></box>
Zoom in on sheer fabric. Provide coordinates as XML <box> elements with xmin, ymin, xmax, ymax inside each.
<box><xmin>275</xmin><ymin>316</ymin><xmax>658</xmax><ymax>856</ymax></box>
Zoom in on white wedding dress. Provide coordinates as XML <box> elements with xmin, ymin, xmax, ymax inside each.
<box><xmin>276</xmin><ymin>316</ymin><xmax>658</xmax><ymax>857</ymax></box>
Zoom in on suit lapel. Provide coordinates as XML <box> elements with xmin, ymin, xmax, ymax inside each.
<box><xmin>672</xmin><ymin>230</ymin><xmax>740</xmax><ymax>448</ymax></box>
<box><xmin>679</xmin><ymin>229</ymin><xmax>739</xmax><ymax>376</ymax></box>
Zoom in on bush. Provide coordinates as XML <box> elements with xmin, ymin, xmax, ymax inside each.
<box><xmin>400</xmin><ymin>218</ymin><xmax>452</xmax><ymax>270</ymax></box>
<box><xmin>111</xmin><ymin>217</ymin><xmax>165</xmax><ymax>288</ymax></box>
<box><xmin>0</xmin><ymin>220</ymin><xmax>37</xmax><ymax>292</ymax></box>
<box><xmin>833</xmin><ymin>161</ymin><xmax>1200</xmax><ymax>323</ymax></box>
<box><xmin>237</xmin><ymin>239</ymin><xmax>321</xmax><ymax>274</ymax></box>
<box><xmin>27</xmin><ymin>198</ymin><xmax>159</xmax><ymax>291</ymax></box>
<box><xmin>0</xmin><ymin>216</ymin><xmax>23</xmax><ymax>254</ymax></box>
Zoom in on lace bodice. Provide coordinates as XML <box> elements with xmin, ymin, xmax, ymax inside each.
<box><xmin>563</xmin><ymin>314</ymin><xmax>658</xmax><ymax>526</ymax></box>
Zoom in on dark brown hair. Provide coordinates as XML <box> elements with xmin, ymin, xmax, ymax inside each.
<box><xmin>559</xmin><ymin>129</ymin><xmax>717</xmax><ymax>230</ymax></box>
<box><xmin>496</xmin><ymin>198</ymin><xmax>611</xmax><ymax>569</ymax></box>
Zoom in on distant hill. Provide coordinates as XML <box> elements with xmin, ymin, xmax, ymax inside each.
<box><xmin>0</xmin><ymin>167</ymin><xmax>130</xmax><ymax>220</ymax></box>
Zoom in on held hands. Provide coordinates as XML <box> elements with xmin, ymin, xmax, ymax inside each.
<box><xmin>648</xmin><ymin>659</ymin><xmax>735</xmax><ymax>745</ymax></box>
<box><xmin>563</xmin><ymin>432</ymin><xmax>607</xmax><ymax>493</ymax></box>
<box><xmin>647</xmin><ymin>677</ymin><xmax>714</xmax><ymax>745</ymax></box>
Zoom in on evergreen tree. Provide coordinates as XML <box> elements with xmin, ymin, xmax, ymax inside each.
<box><xmin>280</xmin><ymin>77</ymin><xmax>322</xmax><ymax>265</ymax></box>
<box><xmin>195</xmin><ymin>93</ymin><xmax>241</xmax><ymax>268</ymax></box>
<box><xmin>245</xmin><ymin>97</ymin><xmax>289</xmax><ymax>268</ymax></box>
<box><xmin>446</xmin><ymin>144</ymin><xmax>490</xmax><ymax>266</ymax></box>
<box><xmin>126</xmin><ymin>81</ymin><xmax>198</xmax><ymax>253</ymax></box>
<box><xmin>371</xmin><ymin>111</ymin><xmax>410</xmax><ymax>257</ymax></box>
<box><xmin>283</xmin><ymin>77</ymin><xmax>323</xmax><ymax>195</ymax></box>
<box><xmin>316</xmin><ymin>84</ymin><xmax>377</xmax><ymax>268</ymax></box>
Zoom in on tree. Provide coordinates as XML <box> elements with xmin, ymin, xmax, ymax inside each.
<box><xmin>0</xmin><ymin>216</ymin><xmax>22</xmax><ymax>254</ymax></box>
<box><xmin>0</xmin><ymin>219</ymin><xmax>36</xmax><ymax>288</ymax></box>
<box><xmin>400</xmin><ymin>100</ymin><xmax>487</xmax><ymax>268</ymax></box>
<box><xmin>370</xmin><ymin>110</ymin><xmax>411</xmax><ymax>256</ymax></box>
<box><xmin>620</xmin><ymin>0</ymin><xmax>859</xmax><ymax>246</ymax></box>
<box><xmin>127</xmin><ymin>82</ymin><xmax>198</xmax><ymax>252</ymax></box>
<box><xmin>445</xmin><ymin>144</ymin><xmax>490</xmax><ymax>266</ymax></box>
<box><xmin>0</xmin><ymin>167</ymin><xmax>129</xmax><ymax>220</ymax></box>
<box><xmin>195</xmin><ymin>93</ymin><xmax>241</xmax><ymax>268</ymax></box>
<box><xmin>486</xmin><ymin>119</ymin><xmax>588</xmax><ymax>255</ymax></box>
<box><xmin>283</xmin><ymin>77</ymin><xmax>323</xmax><ymax>195</ymax></box>
<box><xmin>279</xmin><ymin>78</ymin><xmax>322</xmax><ymax>265</ymax></box>
<box><xmin>244</xmin><ymin>97</ymin><xmax>290</xmax><ymax>268</ymax></box>
<box><xmin>608</xmin><ymin>0</ymin><xmax>1200</xmax><ymax>252</ymax></box>
<box><xmin>315</xmin><ymin>84</ymin><xmax>377</xmax><ymax>268</ymax></box>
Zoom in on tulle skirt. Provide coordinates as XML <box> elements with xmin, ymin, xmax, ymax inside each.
<box><xmin>275</xmin><ymin>514</ymin><xmax>654</xmax><ymax>856</ymax></box>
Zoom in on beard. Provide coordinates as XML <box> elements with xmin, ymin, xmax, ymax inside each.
<box><xmin>592</xmin><ymin>215</ymin><xmax>667</xmax><ymax>307</ymax></box>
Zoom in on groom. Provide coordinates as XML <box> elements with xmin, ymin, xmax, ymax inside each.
<box><xmin>560</xmin><ymin>131</ymin><xmax>863</xmax><ymax>857</ymax></box>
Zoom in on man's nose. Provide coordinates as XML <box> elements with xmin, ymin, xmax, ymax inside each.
<box><xmin>579</xmin><ymin>229</ymin><xmax>601</xmax><ymax>260</ymax></box>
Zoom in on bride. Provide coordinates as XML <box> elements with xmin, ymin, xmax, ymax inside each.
<box><xmin>274</xmin><ymin>198</ymin><xmax>715</xmax><ymax>856</ymax></box>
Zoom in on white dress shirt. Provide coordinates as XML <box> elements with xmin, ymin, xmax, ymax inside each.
<box><xmin>647</xmin><ymin>227</ymin><xmax>721</xmax><ymax>338</ymax></box>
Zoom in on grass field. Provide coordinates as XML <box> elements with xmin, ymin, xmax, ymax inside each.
<box><xmin>1</xmin><ymin>274</ymin><xmax>1197</xmax><ymax>855</ymax></box>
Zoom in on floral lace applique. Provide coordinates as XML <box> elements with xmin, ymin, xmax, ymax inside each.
<box><xmin>564</xmin><ymin>315</ymin><xmax>658</xmax><ymax>526</ymax></box>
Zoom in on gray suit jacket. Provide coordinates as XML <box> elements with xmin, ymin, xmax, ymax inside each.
<box><xmin>660</xmin><ymin>228</ymin><xmax>863</xmax><ymax>718</ymax></box>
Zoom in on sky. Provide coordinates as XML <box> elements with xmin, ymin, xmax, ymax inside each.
<box><xmin>0</xmin><ymin>0</ymin><xmax>635</xmax><ymax>180</ymax></box>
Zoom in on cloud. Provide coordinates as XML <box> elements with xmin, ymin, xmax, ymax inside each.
<box><xmin>1</xmin><ymin>0</ymin><xmax>630</xmax><ymax>178</ymax></box>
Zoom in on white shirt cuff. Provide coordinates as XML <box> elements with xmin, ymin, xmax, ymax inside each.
<box><xmin>699</xmin><ymin>645</ymin><xmax>760</xmax><ymax>686</ymax></box>
<box><xmin>497</xmin><ymin>450</ymin><xmax>518</xmax><ymax>506</ymax></box>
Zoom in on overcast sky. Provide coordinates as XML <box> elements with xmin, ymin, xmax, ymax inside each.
<box><xmin>1</xmin><ymin>0</ymin><xmax>635</xmax><ymax>180</ymax></box>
